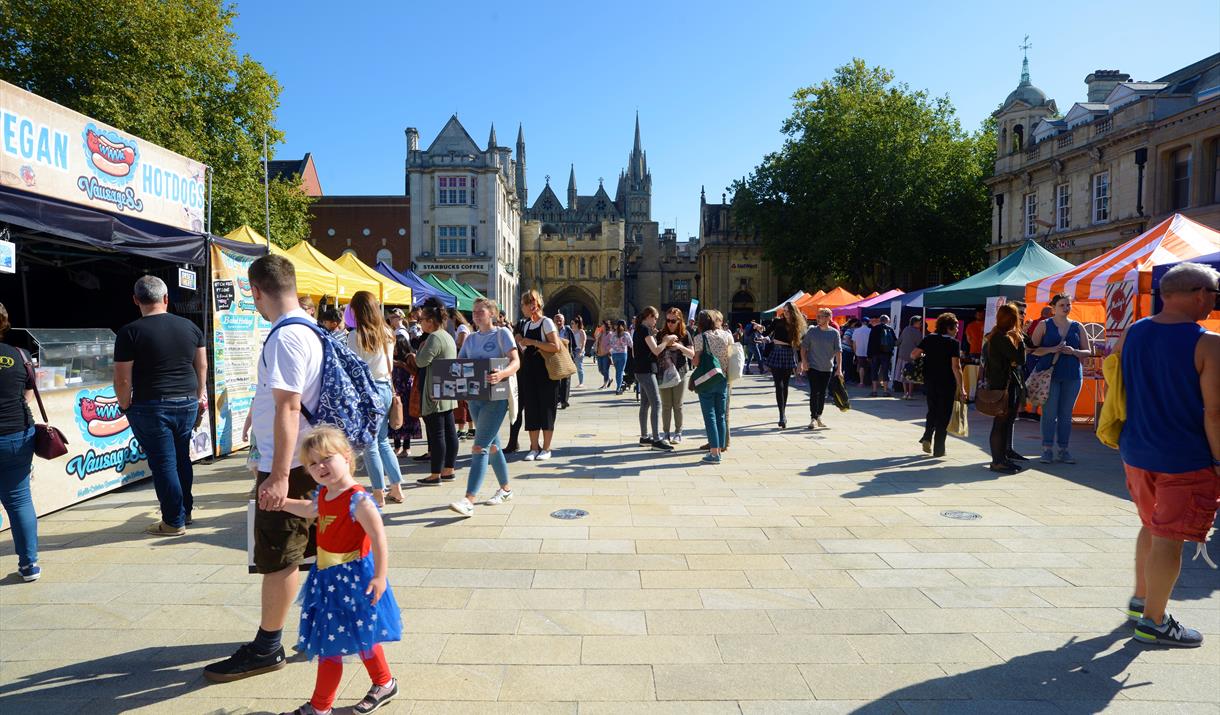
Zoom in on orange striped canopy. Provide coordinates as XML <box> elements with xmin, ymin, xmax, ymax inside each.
<box><xmin>1026</xmin><ymin>213</ymin><xmax>1220</xmax><ymax>303</ymax></box>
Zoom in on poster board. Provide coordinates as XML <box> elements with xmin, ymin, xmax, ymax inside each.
<box><xmin>426</xmin><ymin>358</ymin><xmax>509</xmax><ymax>401</ymax></box>
<box><xmin>210</xmin><ymin>243</ymin><xmax>270</xmax><ymax>456</ymax></box>
<box><xmin>1104</xmin><ymin>278</ymin><xmax>1137</xmax><ymax>351</ymax></box>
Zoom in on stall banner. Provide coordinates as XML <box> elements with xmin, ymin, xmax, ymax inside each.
<box><xmin>211</xmin><ymin>243</ymin><xmax>270</xmax><ymax>456</ymax></box>
<box><xmin>2</xmin><ymin>384</ymin><xmax>152</xmax><ymax>530</ymax></box>
<box><xmin>1105</xmin><ymin>278</ymin><xmax>1137</xmax><ymax>349</ymax></box>
<box><xmin>687</xmin><ymin>298</ymin><xmax>700</xmax><ymax>323</ymax></box>
<box><xmin>984</xmin><ymin>296</ymin><xmax>1007</xmax><ymax>334</ymax></box>
<box><xmin>0</xmin><ymin>80</ymin><xmax>207</xmax><ymax>233</ymax></box>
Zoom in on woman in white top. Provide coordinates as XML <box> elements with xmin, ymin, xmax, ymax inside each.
<box><xmin>347</xmin><ymin>291</ymin><xmax>405</xmax><ymax>506</ymax></box>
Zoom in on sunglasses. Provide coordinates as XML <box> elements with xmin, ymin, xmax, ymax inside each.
<box><xmin>666</xmin><ymin>318</ymin><xmax>679</xmax><ymax>323</ymax></box>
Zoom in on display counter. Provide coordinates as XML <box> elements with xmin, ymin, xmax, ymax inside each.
<box><xmin>14</xmin><ymin>328</ymin><xmax>152</xmax><ymax>522</ymax></box>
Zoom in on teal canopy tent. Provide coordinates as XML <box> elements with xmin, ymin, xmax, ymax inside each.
<box><xmin>923</xmin><ymin>240</ymin><xmax>1074</xmax><ymax>307</ymax></box>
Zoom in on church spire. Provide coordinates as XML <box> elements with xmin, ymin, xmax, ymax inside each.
<box><xmin>567</xmin><ymin>164</ymin><xmax>577</xmax><ymax>210</ymax></box>
<box><xmin>633</xmin><ymin>111</ymin><xmax>642</xmax><ymax>154</ymax></box>
<box><xmin>515</xmin><ymin>123</ymin><xmax>527</xmax><ymax>207</ymax></box>
<box><xmin>487</xmin><ymin>122</ymin><xmax>497</xmax><ymax>151</ymax></box>
<box><xmin>628</xmin><ymin>113</ymin><xmax>647</xmax><ymax>181</ymax></box>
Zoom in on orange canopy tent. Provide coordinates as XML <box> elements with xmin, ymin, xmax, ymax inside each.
<box><xmin>797</xmin><ymin>287</ymin><xmax>862</xmax><ymax>318</ymax></box>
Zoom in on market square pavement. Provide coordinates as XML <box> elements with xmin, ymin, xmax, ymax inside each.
<box><xmin>1</xmin><ymin>368</ymin><xmax>1217</xmax><ymax>714</ymax></box>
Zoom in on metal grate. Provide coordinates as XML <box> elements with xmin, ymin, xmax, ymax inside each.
<box><xmin>551</xmin><ymin>509</ymin><xmax>588</xmax><ymax>520</ymax></box>
<box><xmin>940</xmin><ymin>510</ymin><xmax>982</xmax><ymax>521</ymax></box>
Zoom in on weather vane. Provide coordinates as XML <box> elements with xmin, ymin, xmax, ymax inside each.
<box><xmin>1020</xmin><ymin>35</ymin><xmax>1032</xmax><ymax>58</ymax></box>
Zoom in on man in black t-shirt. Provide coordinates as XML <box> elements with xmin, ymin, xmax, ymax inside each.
<box><xmin>113</xmin><ymin>276</ymin><xmax>207</xmax><ymax>537</ymax></box>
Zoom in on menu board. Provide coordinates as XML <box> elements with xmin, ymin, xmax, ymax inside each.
<box><xmin>210</xmin><ymin>244</ymin><xmax>269</xmax><ymax>456</ymax></box>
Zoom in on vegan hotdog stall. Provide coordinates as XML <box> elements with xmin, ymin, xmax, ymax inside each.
<box><xmin>0</xmin><ymin>79</ymin><xmax>259</xmax><ymax>527</ymax></box>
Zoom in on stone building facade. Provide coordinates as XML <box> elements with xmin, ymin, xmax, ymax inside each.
<box><xmin>405</xmin><ymin>116</ymin><xmax>522</xmax><ymax>317</ymax></box>
<box><xmin>988</xmin><ymin>52</ymin><xmax>1220</xmax><ymax>264</ymax></box>
<box><xmin>696</xmin><ymin>188</ymin><xmax>780</xmax><ymax>326</ymax></box>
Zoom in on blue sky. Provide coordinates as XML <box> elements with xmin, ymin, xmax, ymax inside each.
<box><xmin>233</xmin><ymin>0</ymin><xmax>1218</xmax><ymax>240</ymax></box>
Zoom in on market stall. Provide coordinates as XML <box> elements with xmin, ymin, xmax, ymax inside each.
<box><xmin>760</xmin><ymin>290</ymin><xmax>810</xmax><ymax>321</ymax></box>
<box><xmin>924</xmin><ymin>239</ymin><xmax>1074</xmax><ymax>308</ymax></box>
<box><xmin>0</xmin><ymin>79</ymin><xmax>232</xmax><ymax>524</ymax></box>
<box><xmin>423</xmin><ymin>274</ymin><xmax>475</xmax><ymax>312</ymax></box>
<box><xmin>375</xmin><ymin>261</ymin><xmax>455</xmax><ymax>307</ymax></box>
<box><xmin>287</xmin><ymin>241</ymin><xmax>381</xmax><ymax>299</ymax></box>
<box><xmin>223</xmin><ymin>226</ymin><xmax>337</xmax><ymax>297</ymax></box>
<box><xmin>1152</xmin><ymin>250</ymin><xmax>1220</xmax><ymax>317</ymax></box>
<box><xmin>832</xmin><ymin>289</ymin><xmax>904</xmax><ymax>319</ymax></box>
<box><xmin>336</xmin><ymin>252</ymin><xmax>413</xmax><ymax>307</ymax></box>
<box><xmin>796</xmin><ymin>287</ymin><xmax>862</xmax><ymax>318</ymax></box>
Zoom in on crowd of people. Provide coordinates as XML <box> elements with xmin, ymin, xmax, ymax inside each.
<box><xmin>0</xmin><ymin>255</ymin><xmax>1216</xmax><ymax>714</ymax></box>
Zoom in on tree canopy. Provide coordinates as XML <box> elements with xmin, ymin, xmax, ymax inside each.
<box><xmin>0</xmin><ymin>0</ymin><xmax>312</xmax><ymax>247</ymax></box>
<box><xmin>732</xmin><ymin>59</ymin><xmax>993</xmax><ymax>292</ymax></box>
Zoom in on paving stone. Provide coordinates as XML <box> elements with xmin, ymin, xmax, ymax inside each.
<box><xmin>847</xmin><ymin>634</ymin><xmax>1003</xmax><ymax>664</ymax></box>
<box><xmin>715</xmin><ymin>634</ymin><xmax>861</xmax><ymax>664</ymax></box>
<box><xmin>437</xmin><ymin>634</ymin><xmax>581</xmax><ymax>664</ymax></box>
<box><xmin>582</xmin><ymin>635</ymin><xmax>722</xmax><ymax>664</ymax></box>
<box><xmin>646</xmin><ymin>609</ymin><xmax>777</xmax><ymax>635</ymax></box>
<box><xmin>800</xmin><ymin>663</ymin><xmax>963</xmax><ymax>700</ymax></box>
<box><xmin>497</xmin><ymin>664</ymin><xmax>654</xmax><ymax>701</ymax></box>
<box><xmin>654</xmin><ymin>663</ymin><xmax>812</xmax><ymax>700</ymax></box>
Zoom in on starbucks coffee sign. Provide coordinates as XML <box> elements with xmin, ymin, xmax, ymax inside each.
<box><xmin>417</xmin><ymin>261</ymin><xmax>490</xmax><ymax>273</ymax></box>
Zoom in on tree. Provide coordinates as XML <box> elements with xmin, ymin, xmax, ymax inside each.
<box><xmin>732</xmin><ymin>59</ymin><xmax>992</xmax><ymax>291</ymax></box>
<box><xmin>0</xmin><ymin>0</ymin><xmax>312</xmax><ymax>243</ymax></box>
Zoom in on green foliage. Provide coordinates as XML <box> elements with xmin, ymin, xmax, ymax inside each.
<box><xmin>0</xmin><ymin>0</ymin><xmax>312</xmax><ymax>239</ymax></box>
<box><xmin>267</xmin><ymin>172</ymin><xmax>314</xmax><ymax>249</ymax></box>
<box><xmin>732</xmin><ymin>59</ymin><xmax>992</xmax><ymax>291</ymax></box>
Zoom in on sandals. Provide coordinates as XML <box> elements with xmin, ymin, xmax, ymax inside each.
<box><xmin>385</xmin><ymin>493</ymin><xmax>405</xmax><ymax>504</ymax></box>
<box><xmin>354</xmin><ymin>678</ymin><xmax>399</xmax><ymax>714</ymax></box>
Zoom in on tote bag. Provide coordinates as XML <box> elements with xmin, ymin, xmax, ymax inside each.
<box><xmin>726</xmin><ymin>342</ymin><xmax>745</xmax><ymax>383</ymax></box>
<box><xmin>1027</xmin><ymin>326</ymin><xmax>1072</xmax><ymax>408</ymax></box>
<box><xmin>948</xmin><ymin>399</ymin><xmax>969</xmax><ymax>438</ymax></box>
<box><xmin>689</xmin><ymin>334</ymin><xmax>727</xmax><ymax>395</ymax></box>
<box><xmin>545</xmin><ymin>346</ymin><xmax>577</xmax><ymax>381</ymax></box>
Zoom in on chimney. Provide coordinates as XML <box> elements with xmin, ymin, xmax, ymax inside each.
<box><xmin>406</xmin><ymin>127</ymin><xmax>419</xmax><ymax>152</ymax></box>
<box><xmin>1085</xmin><ymin>70</ymin><xmax>1130</xmax><ymax>103</ymax></box>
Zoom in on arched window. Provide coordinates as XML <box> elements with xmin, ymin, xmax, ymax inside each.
<box><xmin>375</xmin><ymin>248</ymin><xmax>393</xmax><ymax>267</ymax></box>
<box><xmin>731</xmin><ymin>290</ymin><xmax>754</xmax><ymax>314</ymax></box>
<box><xmin>558</xmin><ymin>258</ymin><xmax>565</xmax><ymax>276</ymax></box>
<box><xmin>579</xmin><ymin>257</ymin><xmax>586</xmax><ymax>275</ymax></box>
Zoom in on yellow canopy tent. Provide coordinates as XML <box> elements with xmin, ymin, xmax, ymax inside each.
<box><xmin>335</xmin><ymin>253</ymin><xmax>413</xmax><ymax>306</ymax></box>
<box><xmin>221</xmin><ymin>226</ymin><xmax>337</xmax><ymax>297</ymax></box>
<box><xmin>287</xmin><ymin>242</ymin><xmax>381</xmax><ymax>299</ymax></box>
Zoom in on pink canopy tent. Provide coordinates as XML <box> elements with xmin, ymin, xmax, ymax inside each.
<box><xmin>831</xmin><ymin>289</ymin><xmax>905</xmax><ymax>318</ymax></box>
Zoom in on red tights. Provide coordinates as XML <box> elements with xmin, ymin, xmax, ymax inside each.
<box><xmin>309</xmin><ymin>644</ymin><xmax>392</xmax><ymax>712</ymax></box>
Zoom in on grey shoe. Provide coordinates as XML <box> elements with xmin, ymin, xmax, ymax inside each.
<box><xmin>354</xmin><ymin>677</ymin><xmax>399</xmax><ymax>713</ymax></box>
<box><xmin>1057</xmin><ymin>449</ymin><xmax>1076</xmax><ymax>464</ymax></box>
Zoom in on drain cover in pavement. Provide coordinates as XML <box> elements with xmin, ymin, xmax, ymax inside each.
<box><xmin>551</xmin><ymin>509</ymin><xmax>588</xmax><ymax>520</ymax></box>
<box><xmin>940</xmin><ymin>510</ymin><xmax>981</xmax><ymax>521</ymax></box>
<box><xmin>576</xmin><ymin>434</ymin><xmax>595</xmax><ymax>438</ymax></box>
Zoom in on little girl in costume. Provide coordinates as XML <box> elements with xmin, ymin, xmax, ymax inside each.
<box><xmin>278</xmin><ymin>427</ymin><xmax>403</xmax><ymax>715</ymax></box>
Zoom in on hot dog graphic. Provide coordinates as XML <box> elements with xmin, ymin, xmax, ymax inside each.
<box><xmin>79</xmin><ymin>395</ymin><xmax>130</xmax><ymax>438</ymax></box>
<box><xmin>85</xmin><ymin>129</ymin><xmax>136</xmax><ymax>178</ymax></box>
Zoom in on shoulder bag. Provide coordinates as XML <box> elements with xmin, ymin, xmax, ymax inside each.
<box><xmin>1026</xmin><ymin>324</ymin><xmax>1072</xmax><ymax>408</ymax></box>
<box><xmin>385</xmin><ymin>344</ymin><xmax>404</xmax><ymax>430</ymax></box>
<box><xmin>688</xmin><ymin>334</ymin><xmax>727</xmax><ymax>395</ymax></box>
<box><xmin>544</xmin><ymin>343</ymin><xmax>578</xmax><ymax>381</ymax></box>
<box><xmin>974</xmin><ymin>343</ymin><xmax>1010</xmax><ymax>418</ymax></box>
<box><xmin>21</xmin><ymin>351</ymin><xmax>69</xmax><ymax>460</ymax></box>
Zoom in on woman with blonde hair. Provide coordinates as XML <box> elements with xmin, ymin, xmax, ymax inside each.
<box><xmin>984</xmin><ymin>303</ymin><xmax>1026</xmax><ymax>473</ymax></box>
<box><xmin>763</xmin><ymin>302</ymin><xmax>808</xmax><ymax>429</ymax></box>
<box><xmin>346</xmin><ymin>291</ymin><xmax>405</xmax><ymax>506</ymax></box>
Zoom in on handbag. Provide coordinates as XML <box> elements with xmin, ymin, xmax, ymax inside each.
<box><xmin>689</xmin><ymin>334</ymin><xmax>727</xmax><ymax>395</ymax></box>
<box><xmin>21</xmin><ymin>352</ymin><xmax>69</xmax><ymax>460</ymax></box>
<box><xmin>975</xmin><ymin>387</ymin><xmax>1009</xmax><ymax>418</ymax></box>
<box><xmin>726</xmin><ymin>342</ymin><xmax>745</xmax><ymax>383</ymax></box>
<box><xmin>1027</xmin><ymin>325</ymin><xmax>1071</xmax><ymax>408</ymax></box>
<box><xmin>948</xmin><ymin>399</ymin><xmax>969</xmax><ymax>438</ymax></box>
<box><xmin>407</xmin><ymin>365</ymin><xmax>423</xmax><ymax>419</ymax></box>
<box><xmin>544</xmin><ymin>344</ymin><xmax>578</xmax><ymax>381</ymax></box>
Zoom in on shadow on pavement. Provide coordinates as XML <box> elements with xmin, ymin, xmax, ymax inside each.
<box><xmin>848</xmin><ymin>626</ymin><xmax>1152</xmax><ymax>714</ymax></box>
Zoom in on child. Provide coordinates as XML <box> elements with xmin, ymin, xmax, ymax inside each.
<box><xmin>278</xmin><ymin>427</ymin><xmax>402</xmax><ymax>715</ymax></box>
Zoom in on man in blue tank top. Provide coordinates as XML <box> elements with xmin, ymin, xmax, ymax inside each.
<box><xmin>1116</xmin><ymin>262</ymin><xmax>1220</xmax><ymax>648</ymax></box>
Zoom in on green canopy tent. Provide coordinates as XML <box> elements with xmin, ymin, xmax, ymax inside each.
<box><xmin>422</xmin><ymin>274</ymin><xmax>474</xmax><ymax>312</ymax></box>
<box><xmin>923</xmin><ymin>240</ymin><xmax>1074</xmax><ymax>307</ymax></box>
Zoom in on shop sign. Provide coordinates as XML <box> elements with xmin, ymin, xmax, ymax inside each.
<box><xmin>0</xmin><ymin>80</ymin><xmax>207</xmax><ymax>233</ymax></box>
<box><xmin>210</xmin><ymin>244</ymin><xmax>270</xmax><ymax>456</ymax></box>
<box><xmin>417</xmin><ymin>261</ymin><xmax>489</xmax><ymax>273</ymax></box>
<box><xmin>178</xmin><ymin>267</ymin><xmax>197</xmax><ymax>291</ymax></box>
<box><xmin>0</xmin><ymin>238</ymin><xmax>13</xmax><ymax>274</ymax></box>
<box><xmin>731</xmin><ymin>263</ymin><xmax>759</xmax><ymax>269</ymax></box>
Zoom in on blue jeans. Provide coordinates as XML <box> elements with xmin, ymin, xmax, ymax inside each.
<box><xmin>125</xmin><ymin>398</ymin><xmax>197</xmax><ymax>528</ymax></box>
<box><xmin>597</xmin><ymin>355</ymin><xmax>610</xmax><ymax>382</ymax></box>
<box><xmin>1040</xmin><ymin>377</ymin><xmax>1082</xmax><ymax>449</ymax></box>
<box><xmin>364</xmin><ymin>381</ymin><xmax>404</xmax><ymax>490</ymax></box>
<box><xmin>611</xmin><ymin>353</ymin><xmax>627</xmax><ymax>390</ymax></box>
<box><xmin>698</xmin><ymin>386</ymin><xmax>728</xmax><ymax>449</ymax></box>
<box><xmin>465</xmin><ymin>399</ymin><xmax>510</xmax><ymax>497</ymax></box>
<box><xmin>574</xmin><ymin>353</ymin><xmax>585</xmax><ymax>385</ymax></box>
<box><xmin>0</xmin><ymin>427</ymin><xmax>37</xmax><ymax>568</ymax></box>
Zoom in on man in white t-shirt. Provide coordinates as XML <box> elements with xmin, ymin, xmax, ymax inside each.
<box><xmin>852</xmin><ymin>319</ymin><xmax>872</xmax><ymax>386</ymax></box>
<box><xmin>205</xmin><ymin>254</ymin><xmax>323</xmax><ymax>683</ymax></box>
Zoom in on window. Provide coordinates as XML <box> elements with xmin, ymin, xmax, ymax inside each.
<box><xmin>437</xmin><ymin>176</ymin><xmax>468</xmax><ymax>205</ymax></box>
<box><xmin>1024</xmin><ymin>192</ymin><xmax>1037</xmax><ymax>237</ymax></box>
<box><xmin>558</xmin><ymin>258</ymin><xmax>565</xmax><ymax>276</ymax></box>
<box><xmin>376</xmin><ymin>248</ymin><xmax>393</xmax><ymax>267</ymax></box>
<box><xmin>1056</xmin><ymin>183</ymin><xmax>1070</xmax><ymax>230</ymax></box>
<box><xmin>1092</xmin><ymin>172</ymin><xmax>1110</xmax><ymax>223</ymax></box>
<box><xmin>438</xmin><ymin>226</ymin><xmax>469</xmax><ymax>255</ymax></box>
<box><xmin>1171</xmin><ymin>148</ymin><xmax>1192</xmax><ymax>211</ymax></box>
<box><xmin>579</xmin><ymin>257</ymin><xmax>586</xmax><ymax>275</ymax></box>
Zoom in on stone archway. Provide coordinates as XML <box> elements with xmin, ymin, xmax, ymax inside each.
<box><xmin>729</xmin><ymin>289</ymin><xmax>756</xmax><ymax>327</ymax></box>
<box><xmin>545</xmin><ymin>284</ymin><xmax>601</xmax><ymax>327</ymax></box>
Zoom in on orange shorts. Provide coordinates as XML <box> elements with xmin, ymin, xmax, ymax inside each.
<box><xmin>1124</xmin><ymin>463</ymin><xmax>1219</xmax><ymax>543</ymax></box>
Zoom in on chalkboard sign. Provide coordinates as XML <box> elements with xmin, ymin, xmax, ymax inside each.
<box><xmin>214</xmin><ymin>280</ymin><xmax>235</xmax><ymax>311</ymax></box>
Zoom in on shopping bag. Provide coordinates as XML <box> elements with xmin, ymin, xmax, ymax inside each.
<box><xmin>689</xmin><ymin>334</ymin><xmax>727</xmax><ymax>395</ymax></box>
<box><xmin>948</xmin><ymin>400</ymin><xmax>969</xmax><ymax>438</ymax></box>
<box><xmin>545</xmin><ymin>346</ymin><xmax>577</xmax><ymax>381</ymax></box>
<box><xmin>829</xmin><ymin>373</ymin><xmax>851</xmax><ymax>412</ymax></box>
<box><xmin>726</xmin><ymin>343</ymin><xmax>745</xmax><ymax>383</ymax></box>
<box><xmin>658</xmin><ymin>364</ymin><xmax>682</xmax><ymax>389</ymax></box>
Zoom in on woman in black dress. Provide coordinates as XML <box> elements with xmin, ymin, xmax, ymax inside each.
<box><xmin>516</xmin><ymin>290</ymin><xmax>564</xmax><ymax>460</ymax></box>
<box><xmin>763</xmin><ymin>302</ymin><xmax>807</xmax><ymax>429</ymax></box>
<box><xmin>910</xmin><ymin>313</ymin><xmax>967</xmax><ymax>457</ymax></box>
<box><xmin>984</xmin><ymin>303</ymin><xmax>1026</xmax><ymax>474</ymax></box>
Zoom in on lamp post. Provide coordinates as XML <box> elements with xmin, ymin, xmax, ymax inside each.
<box><xmin>1134</xmin><ymin>147</ymin><xmax>1148</xmax><ymax>218</ymax></box>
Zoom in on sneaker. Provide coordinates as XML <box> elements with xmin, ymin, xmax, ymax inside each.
<box><xmin>523</xmin><ymin>450</ymin><xmax>539</xmax><ymax>461</ymax></box>
<box><xmin>354</xmin><ymin>677</ymin><xmax>399</xmax><ymax>714</ymax></box>
<box><xmin>485</xmin><ymin>488</ymin><xmax>514</xmax><ymax>505</ymax></box>
<box><xmin>1057</xmin><ymin>449</ymin><xmax>1076</xmax><ymax>464</ymax></box>
<box><xmin>639</xmin><ymin>437</ymin><xmax>653</xmax><ymax>446</ymax></box>
<box><xmin>1126</xmin><ymin>596</ymin><xmax>1145</xmax><ymax>623</ymax></box>
<box><xmin>651</xmin><ymin>439</ymin><xmax>674</xmax><ymax>452</ymax></box>
<box><xmin>145</xmin><ymin>520</ymin><xmax>186</xmax><ymax>537</ymax></box>
<box><xmin>672</xmin><ymin>434</ymin><xmax>683</xmax><ymax>444</ymax></box>
<box><xmin>1039</xmin><ymin>449</ymin><xmax>1055</xmax><ymax>464</ymax></box>
<box><xmin>815</xmin><ymin>419</ymin><xmax>826</xmax><ymax>429</ymax></box>
<box><xmin>448</xmin><ymin>498</ymin><xmax>474</xmax><ymax>518</ymax></box>
<box><xmin>18</xmin><ymin>563</ymin><xmax>40</xmax><ymax>582</ymax></box>
<box><xmin>700</xmin><ymin>452</ymin><xmax>719</xmax><ymax>464</ymax></box>
<box><xmin>920</xmin><ymin>439</ymin><xmax>932</xmax><ymax>454</ymax></box>
<box><xmin>1132</xmin><ymin>615</ymin><xmax>1203</xmax><ymax>647</ymax></box>
<box><xmin>536</xmin><ymin>450</ymin><xmax>552</xmax><ymax>460</ymax></box>
<box><xmin>203</xmin><ymin>643</ymin><xmax>287</xmax><ymax>682</ymax></box>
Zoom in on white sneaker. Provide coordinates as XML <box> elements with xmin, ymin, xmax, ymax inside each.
<box><xmin>672</xmin><ymin>434</ymin><xmax>682</xmax><ymax>444</ymax></box>
<box><xmin>448</xmin><ymin>498</ymin><xmax>474</xmax><ymax>517</ymax></box>
<box><xmin>485</xmin><ymin>488</ymin><xmax>514</xmax><ymax>505</ymax></box>
<box><xmin>537</xmin><ymin>450</ymin><xmax>552</xmax><ymax>460</ymax></box>
<box><xmin>816</xmin><ymin>419</ymin><xmax>826</xmax><ymax>429</ymax></box>
<box><xmin>524</xmin><ymin>450</ymin><xmax>539</xmax><ymax>461</ymax></box>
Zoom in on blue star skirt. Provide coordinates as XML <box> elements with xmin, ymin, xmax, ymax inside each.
<box><xmin>296</xmin><ymin>554</ymin><xmax>403</xmax><ymax>659</ymax></box>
